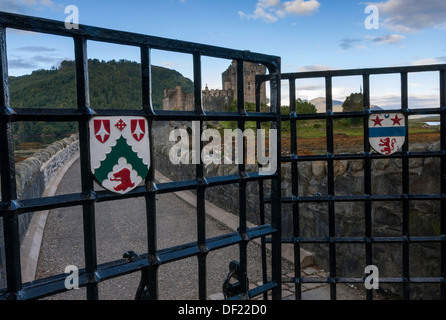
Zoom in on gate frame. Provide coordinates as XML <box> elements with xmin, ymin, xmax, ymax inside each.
<box><xmin>0</xmin><ymin>11</ymin><xmax>282</xmax><ymax>300</ymax></box>
<box><xmin>257</xmin><ymin>64</ymin><xmax>446</xmax><ymax>300</ymax></box>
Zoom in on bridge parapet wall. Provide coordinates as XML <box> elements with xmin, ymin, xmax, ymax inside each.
<box><xmin>0</xmin><ymin>133</ymin><xmax>79</xmax><ymax>288</ymax></box>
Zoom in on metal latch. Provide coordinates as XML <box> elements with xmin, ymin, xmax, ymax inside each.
<box><xmin>222</xmin><ymin>260</ymin><xmax>249</xmax><ymax>299</ymax></box>
<box><xmin>123</xmin><ymin>251</ymin><xmax>150</xmax><ymax>300</ymax></box>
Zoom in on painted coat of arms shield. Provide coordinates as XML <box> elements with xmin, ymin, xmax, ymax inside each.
<box><xmin>89</xmin><ymin>116</ymin><xmax>150</xmax><ymax>194</ymax></box>
<box><xmin>369</xmin><ymin>113</ymin><xmax>406</xmax><ymax>155</ymax></box>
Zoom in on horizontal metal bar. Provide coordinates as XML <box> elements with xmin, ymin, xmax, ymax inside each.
<box><xmin>282</xmin><ymin>277</ymin><xmax>444</xmax><ymax>284</ymax></box>
<box><xmin>227</xmin><ymin>281</ymin><xmax>279</xmax><ymax>300</ymax></box>
<box><xmin>4</xmin><ymin>108</ymin><xmax>89</xmax><ymax>122</ymax></box>
<box><xmin>0</xmin><ymin>11</ymin><xmax>279</xmax><ymax>66</ymax></box>
<box><xmin>2</xmin><ymin>107</ymin><xmax>279</xmax><ymax>122</ymax></box>
<box><xmin>246</xmin><ymin>281</ymin><xmax>278</xmax><ymax>300</ymax></box>
<box><xmin>266</xmin><ymin>235</ymin><xmax>446</xmax><ymax>244</ymax></box>
<box><xmin>281</xmin><ymin>151</ymin><xmax>445</xmax><ymax>162</ymax></box>
<box><xmin>10</xmin><ymin>183</ymin><xmax>440</xmax><ymax>216</ymax></box>
<box><xmin>281</xmin><ymin>108</ymin><xmax>445</xmax><ymax>122</ymax></box>
<box><xmin>154</xmin><ymin>110</ymin><xmax>277</xmax><ymax>122</ymax></box>
<box><xmin>1</xmin><ymin>171</ymin><xmax>277</xmax><ymax>216</ymax></box>
<box><xmin>264</xmin><ymin>193</ymin><xmax>446</xmax><ymax>205</ymax></box>
<box><xmin>257</xmin><ymin>64</ymin><xmax>446</xmax><ymax>82</ymax></box>
<box><xmin>1</xmin><ymin>224</ymin><xmax>276</xmax><ymax>300</ymax></box>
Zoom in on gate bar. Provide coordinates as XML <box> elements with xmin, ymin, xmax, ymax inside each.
<box><xmin>193</xmin><ymin>52</ymin><xmax>208</xmax><ymax>300</ymax></box>
<box><xmin>401</xmin><ymin>72</ymin><xmax>410</xmax><ymax>299</ymax></box>
<box><xmin>440</xmin><ymin>69</ymin><xmax>446</xmax><ymax>300</ymax></box>
<box><xmin>0</xmin><ymin>12</ymin><xmax>277</xmax><ymax>65</ymax></box>
<box><xmin>0</xmin><ymin>25</ymin><xmax>22</xmax><ymax>299</ymax></box>
<box><xmin>74</xmin><ymin>35</ymin><xmax>99</xmax><ymax>300</ymax></box>
<box><xmin>141</xmin><ymin>45</ymin><xmax>159</xmax><ymax>300</ymax></box>
<box><xmin>362</xmin><ymin>73</ymin><xmax>373</xmax><ymax>300</ymax></box>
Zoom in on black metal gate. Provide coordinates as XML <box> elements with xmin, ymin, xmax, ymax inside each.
<box><xmin>1</xmin><ymin>11</ymin><xmax>446</xmax><ymax>301</ymax></box>
<box><xmin>257</xmin><ymin>64</ymin><xmax>446</xmax><ymax>300</ymax></box>
<box><xmin>0</xmin><ymin>12</ymin><xmax>282</xmax><ymax>300</ymax></box>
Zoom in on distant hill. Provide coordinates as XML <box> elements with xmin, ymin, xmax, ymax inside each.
<box><xmin>310</xmin><ymin>97</ymin><xmax>382</xmax><ymax>113</ymax></box>
<box><xmin>310</xmin><ymin>97</ymin><xmax>344</xmax><ymax>113</ymax></box>
<box><xmin>9</xmin><ymin>59</ymin><xmax>194</xmax><ymax>136</ymax></box>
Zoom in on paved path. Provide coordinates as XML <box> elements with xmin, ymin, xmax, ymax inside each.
<box><xmin>34</xmin><ymin>157</ymin><xmax>365</xmax><ymax>300</ymax></box>
<box><xmin>34</xmin><ymin>158</ymin><xmax>286</xmax><ymax>300</ymax></box>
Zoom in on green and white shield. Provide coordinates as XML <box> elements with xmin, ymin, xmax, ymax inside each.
<box><xmin>89</xmin><ymin>116</ymin><xmax>150</xmax><ymax>194</ymax></box>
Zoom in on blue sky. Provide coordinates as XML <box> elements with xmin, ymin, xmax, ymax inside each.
<box><xmin>1</xmin><ymin>0</ymin><xmax>446</xmax><ymax>108</ymax></box>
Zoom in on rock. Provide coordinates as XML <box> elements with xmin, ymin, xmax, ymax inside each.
<box><xmin>351</xmin><ymin>160</ymin><xmax>363</xmax><ymax>172</ymax></box>
<box><xmin>312</xmin><ymin>161</ymin><xmax>326</xmax><ymax>178</ymax></box>
<box><xmin>334</xmin><ymin>160</ymin><xmax>349</xmax><ymax>177</ymax></box>
<box><xmin>374</xmin><ymin>158</ymin><xmax>389</xmax><ymax>171</ymax></box>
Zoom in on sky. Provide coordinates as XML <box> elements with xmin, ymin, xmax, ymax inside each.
<box><xmin>1</xmin><ymin>0</ymin><xmax>446</xmax><ymax>109</ymax></box>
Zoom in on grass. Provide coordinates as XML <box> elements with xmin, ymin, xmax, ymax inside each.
<box><xmin>213</xmin><ymin>117</ymin><xmax>439</xmax><ymax>143</ymax></box>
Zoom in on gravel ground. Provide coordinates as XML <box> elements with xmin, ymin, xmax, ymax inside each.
<box><xmin>35</xmin><ymin>158</ymin><xmax>291</xmax><ymax>300</ymax></box>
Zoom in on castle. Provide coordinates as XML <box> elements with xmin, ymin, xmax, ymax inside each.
<box><xmin>163</xmin><ymin>60</ymin><xmax>267</xmax><ymax>111</ymax></box>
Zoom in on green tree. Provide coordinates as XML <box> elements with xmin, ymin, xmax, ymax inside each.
<box><xmin>342</xmin><ymin>92</ymin><xmax>363</xmax><ymax>126</ymax></box>
<box><xmin>342</xmin><ymin>93</ymin><xmax>363</xmax><ymax>112</ymax></box>
<box><xmin>296</xmin><ymin>98</ymin><xmax>317</xmax><ymax>114</ymax></box>
<box><xmin>9</xmin><ymin>59</ymin><xmax>194</xmax><ymax>136</ymax></box>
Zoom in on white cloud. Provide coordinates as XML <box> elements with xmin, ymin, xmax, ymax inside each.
<box><xmin>412</xmin><ymin>58</ymin><xmax>442</xmax><ymax>66</ymax></box>
<box><xmin>298</xmin><ymin>64</ymin><xmax>334</xmax><ymax>72</ymax></box>
<box><xmin>239</xmin><ymin>0</ymin><xmax>320</xmax><ymax>23</ymax></box>
<box><xmin>0</xmin><ymin>0</ymin><xmax>53</xmax><ymax>13</ymax></box>
<box><xmin>339</xmin><ymin>34</ymin><xmax>404</xmax><ymax>50</ymax></box>
<box><xmin>339</xmin><ymin>38</ymin><xmax>362</xmax><ymax>50</ymax></box>
<box><xmin>365</xmin><ymin>34</ymin><xmax>405</xmax><ymax>44</ymax></box>
<box><xmin>283</xmin><ymin>0</ymin><xmax>320</xmax><ymax>15</ymax></box>
<box><xmin>370</xmin><ymin>0</ymin><xmax>446</xmax><ymax>33</ymax></box>
<box><xmin>259</xmin><ymin>0</ymin><xmax>282</xmax><ymax>7</ymax></box>
<box><xmin>16</xmin><ymin>46</ymin><xmax>57</xmax><ymax>52</ymax></box>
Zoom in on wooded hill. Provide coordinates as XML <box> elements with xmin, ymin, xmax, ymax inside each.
<box><xmin>9</xmin><ymin>59</ymin><xmax>194</xmax><ymax>136</ymax></box>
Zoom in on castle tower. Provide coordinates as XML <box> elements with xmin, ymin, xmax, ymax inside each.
<box><xmin>163</xmin><ymin>60</ymin><xmax>267</xmax><ymax>112</ymax></box>
<box><xmin>221</xmin><ymin>60</ymin><xmax>267</xmax><ymax>105</ymax></box>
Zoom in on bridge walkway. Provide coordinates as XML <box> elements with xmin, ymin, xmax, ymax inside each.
<box><xmin>33</xmin><ymin>157</ymin><xmax>363</xmax><ymax>300</ymax></box>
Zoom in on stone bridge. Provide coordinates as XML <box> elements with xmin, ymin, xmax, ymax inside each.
<box><xmin>0</xmin><ymin>126</ymin><xmax>442</xmax><ymax>299</ymax></box>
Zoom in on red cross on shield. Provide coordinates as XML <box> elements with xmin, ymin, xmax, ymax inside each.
<box><xmin>131</xmin><ymin>119</ymin><xmax>146</xmax><ymax>142</ymax></box>
<box><xmin>94</xmin><ymin>119</ymin><xmax>110</xmax><ymax>144</ymax></box>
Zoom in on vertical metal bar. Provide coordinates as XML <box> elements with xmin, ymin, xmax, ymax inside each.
<box><xmin>256</xmin><ymin>78</ymin><xmax>268</xmax><ymax>300</ymax></box>
<box><xmin>269</xmin><ymin>62</ymin><xmax>282</xmax><ymax>301</ymax></box>
<box><xmin>193</xmin><ymin>53</ymin><xmax>207</xmax><ymax>300</ymax></box>
<box><xmin>325</xmin><ymin>76</ymin><xmax>336</xmax><ymax>300</ymax></box>
<box><xmin>141</xmin><ymin>45</ymin><xmax>153</xmax><ymax>114</ymax></box>
<box><xmin>236</xmin><ymin>59</ymin><xmax>249</xmax><ymax>296</ymax></box>
<box><xmin>363</xmin><ymin>74</ymin><xmax>373</xmax><ymax>300</ymax></box>
<box><xmin>74</xmin><ymin>35</ymin><xmax>98</xmax><ymax>300</ymax></box>
<box><xmin>439</xmin><ymin>70</ymin><xmax>446</xmax><ymax>300</ymax></box>
<box><xmin>289</xmin><ymin>78</ymin><xmax>302</xmax><ymax>300</ymax></box>
<box><xmin>141</xmin><ymin>45</ymin><xmax>158</xmax><ymax>300</ymax></box>
<box><xmin>401</xmin><ymin>72</ymin><xmax>410</xmax><ymax>300</ymax></box>
<box><xmin>0</xmin><ymin>26</ymin><xmax>22</xmax><ymax>299</ymax></box>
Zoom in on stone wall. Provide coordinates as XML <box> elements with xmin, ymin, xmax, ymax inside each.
<box><xmin>2</xmin><ymin>124</ymin><xmax>440</xmax><ymax>298</ymax></box>
<box><xmin>0</xmin><ymin>133</ymin><xmax>79</xmax><ymax>289</ymax></box>
<box><xmin>222</xmin><ymin>60</ymin><xmax>267</xmax><ymax>105</ymax></box>
<box><xmin>152</xmin><ymin>122</ymin><xmax>442</xmax><ymax>299</ymax></box>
